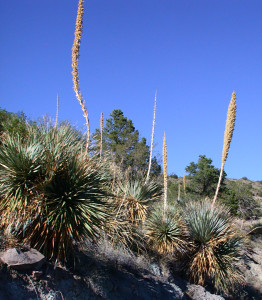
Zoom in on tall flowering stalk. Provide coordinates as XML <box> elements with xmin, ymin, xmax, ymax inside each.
<box><xmin>72</xmin><ymin>0</ymin><xmax>90</xmax><ymax>155</ymax></box>
<box><xmin>145</xmin><ymin>91</ymin><xmax>157</xmax><ymax>184</ymax></box>
<box><xmin>55</xmin><ymin>93</ymin><xmax>59</xmax><ymax>127</ymax></box>
<box><xmin>100</xmin><ymin>112</ymin><xmax>103</xmax><ymax>159</ymax></box>
<box><xmin>183</xmin><ymin>174</ymin><xmax>186</xmax><ymax>195</ymax></box>
<box><xmin>178</xmin><ymin>183</ymin><xmax>181</xmax><ymax>201</ymax></box>
<box><xmin>212</xmin><ymin>92</ymin><xmax>237</xmax><ymax>206</ymax></box>
<box><xmin>163</xmin><ymin>132</ymin><xmax>167</xmax><ymax>219</ymax></box>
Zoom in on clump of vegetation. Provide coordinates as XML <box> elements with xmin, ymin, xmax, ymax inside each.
<box><xmin>223</xmin><ymin>180</ymin><xmax>261</xmax><ymax>219</ymax></box>
<box><xmin>183</xmin><ymin>201</ymin><xmax>243</xmax><ymax>291</ymax></box>
<box><xmin>185</xmin><ymin>155</ymin><xmax>226</xmax><ymax>198</ymax></box>
<box><xmin>116</xmin><ymin>177</ymin><xmax>162</xmax><ymax>222</ymax></box>
<box><xmin>146</xmin><ymin>206</ymin><xmax>188</xmax><ymax>255</ymax></box>
<box><xmin>0</xmin><ymin>123</ymin><xmax>112</xmax><ymax>262</ymax></box>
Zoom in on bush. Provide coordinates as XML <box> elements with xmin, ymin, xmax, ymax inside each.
<box><xmin>223</xmin><ymin>181</ymin><xmax>261</xmax><ymax>219</ymax></box>
<box><xmin>169</xmin><ymin>173</ymin><xmax>178</xmax><ymax>179</ymax></box>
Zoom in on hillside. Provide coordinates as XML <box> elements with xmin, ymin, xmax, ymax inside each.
<box><xmin>0</xmin><ymin>178</ymin><xmax>261</xmax><ymax>300</ymax></box>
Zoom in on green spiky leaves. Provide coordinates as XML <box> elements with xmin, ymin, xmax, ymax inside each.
<box><xmin>184</xmin><ymin>201</ymin><xmax>243</xmax><ymax>291</ymax></box>
<box><xmin>0</xmin><ymin>124</ymin><xmax>111</xmax><ymax>262</ymax></box>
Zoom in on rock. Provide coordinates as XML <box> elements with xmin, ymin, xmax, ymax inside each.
<box><xmin>186</xmin><ymin>285</ymin><xmax>225</xmax><ymax>300</ymax></box>
<box><xmin>150</xmin><ymin>263</ymin><xmax>162</xmax><ymax>276</ymax></box>
<box><xmin>32</xmin><ymin>270</ymin><xmax>43</xmax><ymax>280</ymax></box>
<box><xmin>0</xmin><ymin>248</ymin><xmax>45</xmax><ymax>271</ymax></box>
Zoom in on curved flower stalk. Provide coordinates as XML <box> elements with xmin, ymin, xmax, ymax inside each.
<box><xmin>213</xmin><ymin>92</ymin><xmax>237</xmax><ymax>206</ymax></box>
<box><xmin>72</xmin><ymin>0</ymin><xmax>90</xmax><ymax>155</ymax></box>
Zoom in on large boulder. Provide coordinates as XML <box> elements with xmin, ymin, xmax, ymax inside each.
<box><xmin>0</xmin><ymin>248</ymin><xmax>45</xmax><ymax>271</ymax></box>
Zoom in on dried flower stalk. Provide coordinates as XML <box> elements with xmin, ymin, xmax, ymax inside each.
<box><xmin>55</xmin><ymin>93</ymin><xmax>59</xmax><ymax>127</ymax></box>
<box><xmin>72</xmin><ymin>0</ymin><xmax>90</xmax><ymax>155</ymax></box>
<box><xmin>183</xmin><ymin>174</ymin><xmax>186</xmax><ymax>195</ymax></box>
<box><xmin>163</xmin><ymin>132</ymin><xmax>167</xmax><ymax>219</ymax></box>
<box><xmin>213</xmin><ymin>91</ymin><xmax>236</xmax><ymax>206</ymax></box>
<box><xmin>178</xmin><ymin>183</ymin><xmax>181</xmax><ymax>201</ymax></box>
<box><xmin>145</xmin><ymin>90</ymin><xmax>157</xmax><ymax>184</ymax></box>
<box><xmin>100</xmin><ymin>112</ymin><xmax>103</xmax><ymax>159</ymax></box>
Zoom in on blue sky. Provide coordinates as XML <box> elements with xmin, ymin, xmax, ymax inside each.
<box><xmin>1</xmin><ymin>0</ymin><xmax>261</xmax><ymax>180</ymax></box>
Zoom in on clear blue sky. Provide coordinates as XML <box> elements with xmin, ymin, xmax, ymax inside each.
<box><xmin>1</xmin><ymin>0</ymin><xmax>261</xmax><ymax>180</ymax></box>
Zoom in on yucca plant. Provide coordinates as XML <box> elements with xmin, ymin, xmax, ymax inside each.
<box><xmin>183</xmin><ymin>201</ymin><xmax>243</xmax><ymax>291</ymax></box>
<box><xmin>24</xmin><ymin>153</ymin><xmax>111</xmax><ymax>261</ymax></box>
<box><xmin>146</xmin><ymin>206</ymin><xmax>188</xmax><ymax>255</ymax></box>
<box><xmin>116</xmin><ymin>177</ymin><xmax>162</xmax><ymax>222</ymax></box>
<box><xmin>0</xmin><ymin>133</ymin><xmax>44</xmax><ymax>223</ymax></box>
<box><xmin>0</xmin><ymin>123</ymin><xmax>112</xmax><ymax>262</ymax></box>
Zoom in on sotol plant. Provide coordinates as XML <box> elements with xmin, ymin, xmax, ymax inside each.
<box><xmin>116</xmin><ymin>177</ymin><xmax>162</xmax><ymax>222</ymax></box>
<box><xmin>0</xmin><ymin>124</ymin><xmax>111</xmax><ymax>262</ymax></box>
<box><xmin>183</xmin><ymin>201</ymin><xmax>243</xmax><ymax>291</ymax></box>
<box><xmin>146</xmin><ymin>207</ymin><xmax>188</xmax><ymax>255</ymax></box>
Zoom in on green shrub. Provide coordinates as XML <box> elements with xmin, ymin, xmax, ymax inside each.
<box><xmin>223</xmin><ymin>181</ymin><xmax>261</xmax><ymax>219</ymax></box>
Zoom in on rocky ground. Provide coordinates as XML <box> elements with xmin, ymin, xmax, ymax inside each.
<box><xmin>0</xmin><ymin>231</ymin><xmax>261</xmax><ymax>300</ymax></box>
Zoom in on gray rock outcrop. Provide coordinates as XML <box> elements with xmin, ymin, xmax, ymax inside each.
<box><xmin>0</xmin><ymin>248</ymin><xmax>45</xmax><ymax>270</ymax></box>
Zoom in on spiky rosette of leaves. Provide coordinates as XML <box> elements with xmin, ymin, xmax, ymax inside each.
<box><xmin>24</xmin><ymin>153</ymin><xmax>110</xmax><ymax>261</ymax></box>
<box><xmin>146</xmin><ymin>207</ymin><xmax>188</xmax><ymax>255</ymax></box>
<box><xmin>183</xmin><ymin>201</ymin><xmax>243</xmax><ymax>291</ymax></box>
<box><xmin>0</xmin><ymin>123</ymin><xmax>112</xmax><ymax>262</ymax></box>
<box><xmin>0</xmin><ymin>133</ymin><xmax>44</xmax><ymax>223</ymax></box>
<box><xmin>116</xmin><ymin>178</ymin><xmax>162</xmax><ymax>222</ymax></box>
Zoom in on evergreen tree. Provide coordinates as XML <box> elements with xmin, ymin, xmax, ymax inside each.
<box><xmin>185</xmin><ymin>155</ymin><xmax>226</xmax><ymax>197</ymax></box>
<box><xmin>94</xmin><ymin>109</ymin><xmax>161</xmax><ymax>175</ymax></box>
<box><xmin>0</xmin><ymin>108</ymin><xmax>29</xmax><ymax>139</ymax></box>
